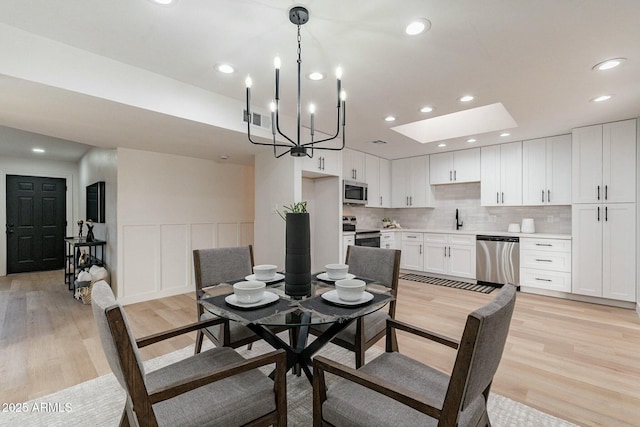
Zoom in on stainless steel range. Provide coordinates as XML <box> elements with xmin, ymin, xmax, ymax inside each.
<box><xmin>342</xmin><ymin>216</ymin><xmax>381</xmax><ymax>247</ymax></box>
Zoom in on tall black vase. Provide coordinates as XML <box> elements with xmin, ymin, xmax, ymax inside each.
<box><xmin>285</xmin><ymin>212</ymin><xmax>311</xmax><ymax>297</ymax></box>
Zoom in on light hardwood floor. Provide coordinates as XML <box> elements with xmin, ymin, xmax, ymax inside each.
<box><xmin>1</xmin><ymin>270</ymin><xmax>639</xmax><ymax>426</ymax></box>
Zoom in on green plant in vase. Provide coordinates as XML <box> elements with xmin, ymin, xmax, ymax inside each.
<box><xmin>382</xmin><ymin>217</ymin><xmax>392</xmax><ymax>228</ymax></box>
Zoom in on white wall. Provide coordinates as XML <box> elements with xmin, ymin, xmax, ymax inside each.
<box><xmin>0</xmin><ymin>154</ymin><xmax>78</xmax><ymax>276</ymax></box>
<box><xmin>79</xmin><ymin>148</ymin><xmax>118</xmax><ymax>291</ymax></box>
<box><xmin>116</xmin><ymin>148</ymin><xmax>254</xmax><ymax>304</ymax></box>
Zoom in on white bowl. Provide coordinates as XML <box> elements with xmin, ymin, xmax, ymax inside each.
<box><xmin>325</xmin><ymin>263</ymin><xmax>349</xmax><ymax>280</ymax></box>
<box><xmin>233</xmin><ymin>280</ymin><xmax>266</xmax><ymax>303</ymax></box>
<box><xmin>334</xmin><ymin>279</ymin><xmax>366</xmax><ymax>301</ymax></box>
<box><xmin>253</xmin><ymin>264</ymin><xmax>278</xmax><ymax>281</ymax></box>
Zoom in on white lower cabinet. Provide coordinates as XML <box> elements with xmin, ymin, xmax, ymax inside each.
<box><xmin>520</xmin><ymin>238</ymin><xmax>571</xmax><ymax>292</ymax></box>
<box><xmin>380</xmin><ymin>231</ymin><xmax>398</xmax><ymax>249</ymax></box>
<box><xmin>572</xmin><ymin>203</ymin><xmax>636</xmax><ymax>301</ymax></box>
<box><xmin>423</xmin><ymin>233</ymin><xmax>476</xmax><ymax>279</ymax></box>
<box><xmin>342</xmin><ymin>234</ymin><xmax>354</xmax><ymax>262</ymax></box>
<box><xmin>400</xmin><ymin>232</ymin><xmax>423</xmax><ymax>270</ymax></box>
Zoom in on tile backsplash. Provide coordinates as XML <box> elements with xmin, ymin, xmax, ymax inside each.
<box><xmin>344</xmin><ymin>182</ymin><xmax>571</xmax><ymax>234</ymax></box>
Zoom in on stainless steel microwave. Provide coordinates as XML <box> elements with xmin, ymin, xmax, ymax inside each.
<box><xmin>343</xmin><ymin>180</ymin><xmax>368</xmax><ymax>205</ymax></box>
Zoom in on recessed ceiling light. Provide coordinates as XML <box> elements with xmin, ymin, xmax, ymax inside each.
<box><xmin>307</xmin><ymin>72</ymin><xmax>324</xmax><ymax>81</ymax></box>
<box><xmin>217</xmin><ymin>64</ymin><xmax>234</xmax><ymax>74</ymax></box>
<box><xmin>32</xmin><ymin>148</ymin><xmax>45</xmax><ymax>153</ymax></box>
<box><xmin>219</xmin><ymin>155</ymin><xmax>229</xmax><ymax>160</ymax></box>
<box><xmin>152</xmin><ymin>0</ymin><xmax>175</xmax><ymax>4</ymax></box>
<box><xmin>405</xmin><ymin>19</ymin><xmax>431</xmax><ymax>36</ymax></box>
<box><xmin>500</xmin><ymin>132</ymin><xmax>511</xmax><ymax>137</ymax></box>
<box><xmin>385</xmin><ymin>116</ymin><xmax>396</xmax><ymax>122</ymax></box>
<box><xmin>437</xmin><ymin>143</ymin><xmax>447</xmax><ymax>147</ymax></box>
<box><xmin>592</xmin><ymin>58</ymin><xmax>626</xmax><ymax>71</ymax></box>
<box><xmin>467</xmin><ymin>138</ymin><xmax>476</xmax><ymax>143</ymax></box>
<box><xmin>420</xmin><ymin>106</ymin><xmax>434</xmax><ymax>113</ymax></box>
<box><xmin>591</xmin><ymin>95</ymin><xmax>612</xmax><ymax>103</ymax></box>
<box><xmin>460</xmin><ymin>95</ymin><xmax>474</xmax><ymax>102</ymax></box>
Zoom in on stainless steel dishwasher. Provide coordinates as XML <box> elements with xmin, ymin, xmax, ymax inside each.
<box><xmin>476</xmin><ymin>235</ymin><xmax>519</xmax><ymax>287</ymax></box>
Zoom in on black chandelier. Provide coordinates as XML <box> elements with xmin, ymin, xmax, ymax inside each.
<box><xmin>245</xmin><ymin>6</ymin><xmax>346</xmax><ymax>158</ymax></box>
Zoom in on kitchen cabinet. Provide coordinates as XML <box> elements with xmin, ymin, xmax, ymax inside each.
<box><xmin>572</xmin><ymin>119</ymin><xmax>636</xmax><ymax>204</ymax></box>
<box><xmin>342</xmin><ymin>234</ymin><xmax>354</xmax><ymax>263</ymax></box>
<box><xmin>430</xmin><ymin>148</ymin><xmax>480</xmax><ymax>184</ymax></box>
<box><xmin>301</xmin><ymin>147</ymin><xmax>341</xmax><ymax>177</ymax></box>
<box><xmin>572</xmin><ymin>203</ymin><xmax>636</xmax><ymax>301</ymax></box>
<box><xmin>522</xmin><ymin>134</ymin><xmax>571</xmax><ymax>205</ymax></box>
<box><xmin>520</xmin><ymin>237</ymin><xmax>571</xmax><ymax>292</ymax></box>
<box><xmin>391</xmin><ymin>156</ymin><xmax>433</xmax><ymax>208</ymax></box>
<box><xmin>342</xmin><ymin>148</ymin><xmax>365</xmax><ymax>182</ymax></box>
<box><xmin>400</xmin><ymin>232</ymin><xmax>423</xmax><ymax>270</ymax></box>
<box><xmin>423</xmin><ymin>233</ymin><xmax>476</xmax><ymax>279</ymax></box>
<box><xmin>380</xmin><ymin>231</ymin><xmax>398</xmax><ymax>249</ymax></box>
<box><xmin>480</xmin><ymin>141</ymin><xmax>522</xmax><ymax>206</ymax></box>
<box><xmin>365</xmin><ymin>154</ymin><xmax>391</xmax><ymax>207</ymax></box>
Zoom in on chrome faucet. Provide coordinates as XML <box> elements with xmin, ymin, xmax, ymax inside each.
<box><xmin>456</xmin><ymin>208</ymin><xmax>463</xmax><ymax>230</ymax></box>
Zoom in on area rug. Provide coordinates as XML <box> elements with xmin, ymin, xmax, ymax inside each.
<box><xmin>401</xmin><ymin>273</ymin><xmax>496</xmax><ymax>294</ymax></box>
<box><xmin>0</xmin><ymin>340</ymin><xmax>576</xmax><ymax>426</ymax></box>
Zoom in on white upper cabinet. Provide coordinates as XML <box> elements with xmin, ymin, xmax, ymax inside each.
<box><xmin>522</xmin><ymin>134</ymin><xmax>571</xmax><ymax>205</ymax></box>
<box><xmin>365</xmin><ymin>154</ymin><xmax>391</xmax><ymax>208</ymax></box>
<box><xmin>342</xmin><ymin>148</ymin><xmax>366</xmax><ymax>182</ymax></box>
<box><xmin>572</xmin><ymin>119</ymin><xmax>636</xmax><ymax>204</ymax></box>
<box><xmin>480</xmin><ymin>142</ymin><xmax>522</xmax><ymax>206</ymax></box>
<box><xmin>301</xmin><ymin>147</ymin><xmax>341</xmax><ymax>177</ymax></box>
<box><xmin>430</xmin><ymin>148</ymin><xmax>480</xmax><ymax>185</ymax></box>
<box><xmin>391</xmin><ymin>156</ymin><xmax>432</xmax><ymax>208</ymax></box>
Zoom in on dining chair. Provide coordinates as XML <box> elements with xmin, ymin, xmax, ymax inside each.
<box><xmin>310</xmin><ymin>245</ymin><xmax>401</xmax><ymax>368</ymax></box>
<box><xmin>312</xmin><ymin>283</ymin><xmax>517</xmax><ymax>427</ymax></box>
<box><xmin>91</xmin><ymin>280</ymin><xmax>287</xmax><ymax>427</ymax></box>
<box><xmin>194</xmin><ymin>245</ymin><xmax>284</xmax><ymax>353</ymax></box>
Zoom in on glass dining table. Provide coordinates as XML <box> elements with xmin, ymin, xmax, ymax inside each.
<box><xmin>199</xmin><ymin>274</ymin><xmax>394</xmax><ymax>383</ymax></box>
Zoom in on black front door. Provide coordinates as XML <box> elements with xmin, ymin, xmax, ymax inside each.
<box><xmin>6</xmin><ymin>175</ymin><xmax>67</xmax><ymax>273</ymax></box>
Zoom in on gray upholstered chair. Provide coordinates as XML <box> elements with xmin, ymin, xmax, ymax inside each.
<box><xmin>313</xmin><ymin>283</ymin><xmax>517</xmax><ymax>427</ymax></box>
<box><xmin>91</xmin><ymin>280</ymin><xmax>287</xmax><ymax>427</ymax></box>
<box><xmin>194</xmin><ymin>245</ymin><xmax>284</xmax><ymax>353</ymax></box>
<box><xmin>310</xmin><ymin>245</ymin><xmax>401</xmax><ymax>368</ymax></box>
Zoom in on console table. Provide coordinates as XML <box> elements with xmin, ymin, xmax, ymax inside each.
<box><xmin>64</xmin><ymin>237</ymin><xmax>106</xmax><ymax>291</ymax></box>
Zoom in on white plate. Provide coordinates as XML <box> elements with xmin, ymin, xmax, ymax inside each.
<box><xmin>321</xmin><ymin>290</ymin><xmax>374</xmax><ymax>306</ymax></box>
<box><xmin>224</xmin><ymin>291</ymin><xmax>279</xmax><ymax>309</ymax></box>
<box><xmin>316</xmin><ymin>272</ymin><xmax>356</xmax><ymax>282</ymax></box>
<box><xmin>244</xmin><ymin>273</ymin><xmax>284</xmax><ymax>284</ymax></box>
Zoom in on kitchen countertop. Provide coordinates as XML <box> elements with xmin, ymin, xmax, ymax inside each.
<box><xmin>379</xmin><ymin>228</ymin><xmax>571</xmax><ymax>240</ymax></box>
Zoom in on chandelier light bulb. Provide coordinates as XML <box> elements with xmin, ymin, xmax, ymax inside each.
<box><xmin>270</xmin><ymin>102</ymin><xmax>276</xmax><ymax>112</ymax></box>
<box><xmin>309</xmin><ymin>104</ymin><xmax>316</xmax><ymax>114</ymax></box>
<box><xmin>340</xmin><ymin>90</ymin><xmax>347</xmax><ymax>101</ymax></box>
<box><xmin>274</xmin><ymin>56</ymin><xmax>281</xmax><ymax>69</ymax></box>
<box><xmin>245</xmin><ymin>76</ymin><xmax>252</xmax><ymax>88</ymax></box>
<box><xmin>336</xmin><ymin>67</ymin><xmax>343</xmax><ymax>79</ymax></box>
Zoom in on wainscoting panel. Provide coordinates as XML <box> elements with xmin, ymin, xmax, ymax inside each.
<box><xmin>240</xmin><ymin>222</ymin><xmax>254</xmax><ymax>247</ymax></box>
<box><xmin>122</xmin><ymin>225</ymin><xmax>159</xmax><ymax>298</ymax></box>
<box><xmin>191</xmin><ymin>223</ymin><xmax>216</xmax><ymax>251</ymax></box>
<box><xmin>217</xmin><ymin>223</ymin><xmax>239</xmax><ymax>248</ymax></box>
<box><xmin>160</xmin><ymin>224</ymin><xmax>189</xmax><ymax>292</ymax></box>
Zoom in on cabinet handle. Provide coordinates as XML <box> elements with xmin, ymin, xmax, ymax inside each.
<box><xmin>605</xmin><ymin>185</ymin><xmax>608</xmax><ymax>200</ymax></box>
<box><xmin>535</xmin><ymin>278</ymin><xmax>552</xmax><ymax>282</ymax></box>
<box><xmin>548</xmin><ymin>190</ymin><xmax>551</xmax><ymax>203</ymax></box>
<box><xmin>410</xmin><ymin>196</ymin><xmax>412</xmax><ymax>206</ymax></box>
<box><xmin>496</xmin><ymin>192</ymin><xmax>499</xmax><ymax>204</ymax></box>
<box><xmin>450</xmin><ymin>170</ymin><xmax>452</xmax><ymax>181</ymax></box>
<box><xmin>454</xmin><ymin>170</ymin><xmax>457</xmax><ymax>181</ymax></box>
<box><xmin>597</xmin><ymin>185</ymin><xmax>600</xmax><ymax>201</ymax></box>
<box><xmin>408</xmin><ymin>235</ymin><xmax>417</xmax><ymax>239</ymax></box>
<box><xmin>535</xmin><ymin>259</ymin><xmax>553</xmax><ymax>262</ymax></box>
<box><xmin>605</xmin><ymin>206</ymin><xmax>608</xmax><ymax>222</ymax></box>
<box><xmin>406</xmin><ymin>196</ymin><xmax>409</xmax><ymax>206</ymax></box>
<box><xmin>319</xmin><ymin>157</ymin><xmax>323</xmax><ymax>170</ymax></box>
<box><xmin>501</xmin><ymin>192</ymin><xmax>504</xmax><ymax>204</ymax></box>
<box><xmin>597</xmin><ymin>206</ymin><xmax>600</xmax><ymax>221</ymax></box>
<box><xmin>444</xmin><ymin>247</ymin><xmax>447</xmax><ymax>257</ymax></box>
<box><xmin>542</xmin><ymin>190</ymin><xmax>544</xmax><ymax>203</ymax></box>
<box><xmin>448</xmin><ymin>246</ymin><xmax>451</xmax><ymax>257</ymax></box>
<box><xmin>322</xmin><ymin>157</ymin><xmax>325</xmax><ymax>170</ymax></box>
<box><xmin>380</xmin><ymin>196</ymin><xmax>382</xmax><ymax>206</ymax></box>
<box><xmin>535</xmin><ymin>243</ymin><xmax>552</xmax><ymax>247</ymax></box>
<box><xmin>419</xmin><ymin>244</ymin><xmax>422</xmax><ymax>255</ymax></box>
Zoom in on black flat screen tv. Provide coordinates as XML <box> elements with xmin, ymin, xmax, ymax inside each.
<box><xmin>86</xmin><ymin>181</ymin><xmax>105</xmax><ymax>223</ymax></box>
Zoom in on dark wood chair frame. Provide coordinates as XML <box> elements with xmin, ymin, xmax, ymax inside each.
<box><xmin>312</xmin><ymin>316</ymin><xmax>494</xmax><ymax>427</ymax></box>
<box><xmin>311</xmin><ymin>246</ymin><xmax>401</xmax><ymax>368</ymax></box>
<box><xmin>105</xmin><ymin>306</ymin><xmax>288</xmax><ymax>427</ymax></box>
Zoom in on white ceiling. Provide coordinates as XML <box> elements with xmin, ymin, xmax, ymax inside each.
<box><xmin>0</xmin><ymin>0</ymin><xmax>639</xmax><ymax>165</ymax></box>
